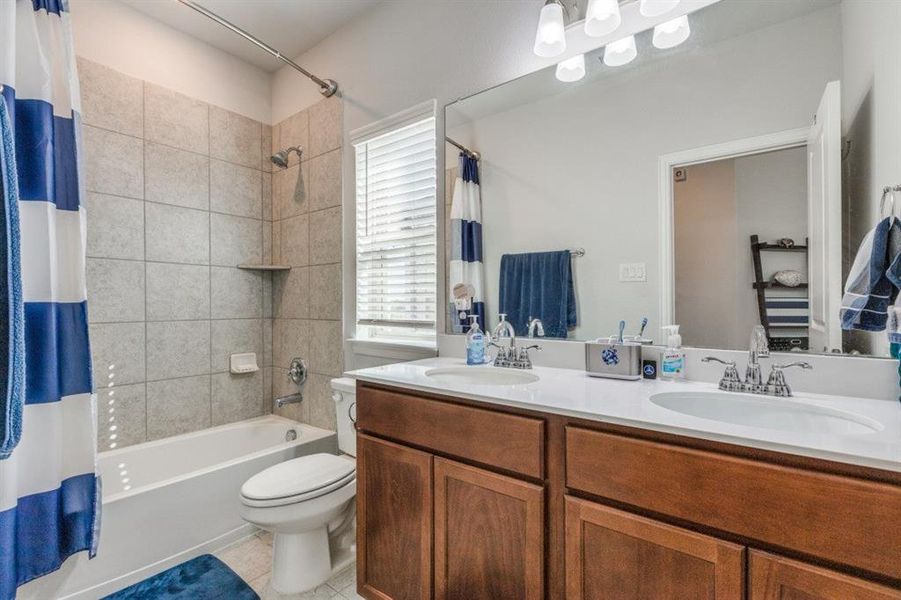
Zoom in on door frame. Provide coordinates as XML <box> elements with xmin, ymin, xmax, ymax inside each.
<box><xmin>657</xmin><ymin>126</ymin><xmax>811</xmax><ymax>342</ymax></box>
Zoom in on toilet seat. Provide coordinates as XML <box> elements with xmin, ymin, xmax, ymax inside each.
<box><xmin>241</xmin><ymin>453</ymin><xmax>356</xmax><ymax>508</ymax></box>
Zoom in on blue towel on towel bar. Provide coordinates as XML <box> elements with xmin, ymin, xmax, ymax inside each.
<box><xmin>0</xmin><ymin>93</ymin><xmax>25</xmax><ymax>460</ymax></box>
<box><xmin>499</xmin><ymin>250</ymin><xmax>576</xmax><ymax>339</ymax></box>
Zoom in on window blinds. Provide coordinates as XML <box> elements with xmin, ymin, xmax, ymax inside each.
<box><xmin>354</xmin><ymin>117</ymin><xmax>437</xmax><ymax>330</ymax></box>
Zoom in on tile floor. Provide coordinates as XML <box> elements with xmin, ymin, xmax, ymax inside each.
<box><xmin>215</xmin><ymin>530</ymin><xmax>362</xmax><ymax>600</ymax></box>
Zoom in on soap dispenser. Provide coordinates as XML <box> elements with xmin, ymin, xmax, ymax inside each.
<box><xmin>661</xmin><ymin>325</ymin><xmax>685</xmax><ymax>380</ymax></box>
<box><xmin>465</xmin><ymin>314</ymin><xmax>487</xmax><ymax>365</ymax></box>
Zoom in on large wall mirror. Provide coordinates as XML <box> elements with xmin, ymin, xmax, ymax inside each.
<box><xmin>444</xmin><ymin>0</ymin><xmax>901</xmax><ymax>358</ymax></box>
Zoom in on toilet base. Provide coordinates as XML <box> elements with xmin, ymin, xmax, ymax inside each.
<box><xmin>271</xmin><ymin>527</ymin><xmax>331</xmax><ymax>594</ymax></box>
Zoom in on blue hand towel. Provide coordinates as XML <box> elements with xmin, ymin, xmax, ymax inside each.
<box><xmin>840</xmin><ymin>217</ymin><xmax>901</xmax><ymax>332</ymax></box>
<box><xmin>498</xmin><ymin>250</ymin><xmax>576</xmax><ymax>339</ymax></box>
<box><xmin>0</xmin><ymin>93</ymin><xmax>25</xmax><ymax>460</ymax></box>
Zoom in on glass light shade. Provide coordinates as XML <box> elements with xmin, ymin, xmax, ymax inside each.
<box><xmin>653</xmin><ymin>15</ymin><xmax>690</xmax><ymax>49</ymax></box>
<box><xmin>639</xmin><ymin>0</ymin><xmax>680</xmax><ymax>17</ymax></box>
<box><xmin>555</xmin><ymin>54</ymin><xmax>586</xmax><ymax>82</ymax></box>
<box><xmin>603</xmin><ymin>35</ymin><xmax>637</xmax><ymax>67</ymax></box>
<box><xmin>584</xmin><ymin>0</ymin><xmax>621</xmax><ymax>38</ymax></box>
<box><xmin>533</xmin><ymin>1</ymin><xmax>567</xmax><ymax>58</ymax></box>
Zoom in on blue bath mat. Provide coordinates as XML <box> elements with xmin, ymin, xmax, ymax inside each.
<box><xmin>102</xmin><ymin>554</ymin><xmax>259</xmax><ymax>600</ymax></box>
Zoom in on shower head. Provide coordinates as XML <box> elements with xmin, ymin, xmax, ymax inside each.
<box><xmin>271</xmin><ymin>146</ymin><xmax>303</xmax><ymax>168</ymax></box>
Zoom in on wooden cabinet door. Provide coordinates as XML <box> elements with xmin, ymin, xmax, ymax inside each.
<box><xmin>433</xmin><ymin>458</ymin><xmax>544</xmax><ymax>600</ymax></box>
<box><xmin>357</xmin><ymin>434</ymin><xmax>432</xmax><ymax>600</ymax></box>
<box><xmin>565</xmin><ymin>497</ymin><xmax>744</xmax><ymax>599</ymax></box>
<box><xmin>750</xmin><ymin>551</ymin><xmax>901</xmax><ymax>600</ymax></box>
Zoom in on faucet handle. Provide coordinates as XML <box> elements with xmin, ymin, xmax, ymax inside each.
<box><xmin>702</xmin><ymin>356</ymin><xmax>741</xmax><ymax>389</ymax></box>
<box><xmin>766</xmin><ymin>362</ymin><xmax>811</xmax><ymax>397</ymax></box>
<box><xmin>515</xmin><ymin>345</ymin><xmax>541</xmax><ymax>369</ymax></box>
<box><xmin>771</xmin><ymin>361</ymin><xmax>813</xmax><ymax>371</ymax></box>
<box><xmin>701</xmin><ymin>356</ymin><xmax>735</xmax><ymax>367</ymax></box>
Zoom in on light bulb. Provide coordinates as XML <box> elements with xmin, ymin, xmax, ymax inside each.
<box><xmin>603</xmin><ymin>35</ymin><xmax>637</xmax><ymax>67</ymax></box>
<box><xmin>533</xmin><ymin>1</ymin><xmax>567</xmax><ymax>58</ymax></box>
<box><xmin>653</xmin><ymin>14</ymin><xmax>690</xmax><ymax>49</ymax></box>
<box><xmin>584</xmin><ymin>0</ymin><xmax>621</xmax><ymax>38</ymax></box>
<box><xmin>639</xmin><ymin>0</ymin><xmax>679</xmax><ymax>17</ymax></box>
<box><xmin>555</xmin><ymin>54</ymin><xmax>586</xmax><ymax>82</ymax></box>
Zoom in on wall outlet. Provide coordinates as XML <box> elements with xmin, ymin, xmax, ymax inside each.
<box><xmin>619</xmin><ymin>262</ymin><xmax>647</xmax><ymax>282</ymax></box>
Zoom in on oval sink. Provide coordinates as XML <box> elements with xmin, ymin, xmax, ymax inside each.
<box><xmin>425</xmin><ymin>367</ymin><xmax>539</xmax><ymax>387</ymax></box>
<box><xmin>649</xmin><ymin>392</ymin><xmax>883</xmax><ymax>435</ymax></box>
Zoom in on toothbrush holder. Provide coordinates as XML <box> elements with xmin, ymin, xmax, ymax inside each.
<box><xmin>585</xmin><ymin>338</ymin><xmax>642</xmax><ymax>380</ymax></box>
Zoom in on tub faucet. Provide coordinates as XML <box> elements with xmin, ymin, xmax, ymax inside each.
<box><xmin>275</xmin><ymin>393</ymin><xmax>303</xmax><ymax>408</ymax></box>
<box><xmin>275</xmin><ymin>357</ymin><xmax>308</xmax><ymax>409</ymax></box>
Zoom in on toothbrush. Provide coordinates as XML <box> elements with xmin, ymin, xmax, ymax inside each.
<box><xmin>617</xmin><ymin>320</ymin><xmax>625</xmax><ymax>343</ymax></box>
<box><xmin>638</xmin><ymin>317</ymin><xmax>648</xmax><ymax>339</ymax></box>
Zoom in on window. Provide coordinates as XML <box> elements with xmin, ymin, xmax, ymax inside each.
<box><xmin>353</xmin><ymin>106</ymin><xmax>437</xmax><ymax>343</ymax></box>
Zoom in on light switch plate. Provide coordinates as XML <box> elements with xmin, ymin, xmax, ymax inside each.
<box><xmin>619</xmin><ymin>262</ymin><xmax>647</xmax><ymax>282</ymax></box>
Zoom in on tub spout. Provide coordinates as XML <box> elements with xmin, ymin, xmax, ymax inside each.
<box><xmin>275</xmin><ymin>393</ymin><xmax>303</xmax><ymax>408</ymax></box>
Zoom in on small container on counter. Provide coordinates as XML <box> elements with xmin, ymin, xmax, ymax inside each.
<box><xmin>585</xmin><ymin>337</ymin><xmax>642</xmax><ymax>380</ymax></box>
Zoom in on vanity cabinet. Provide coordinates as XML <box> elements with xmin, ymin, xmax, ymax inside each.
<box><xmin>355</xmin><ymin>382</ymin><xmax>901</xmax><ymax>599</ymax></box>
<box><xmin>564</xmin><ymin>497</ymin><xmax>744</xmax><ymax>599</ymax></box>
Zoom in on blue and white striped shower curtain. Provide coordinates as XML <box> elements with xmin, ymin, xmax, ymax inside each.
<box><xmin>0</xmin><ymin>1</ymin><xmax>100</xmax><ymax>597</ymax></box>
<box><xmin>448</xmin><ymin>154</ymin><xmax>485</xmax><ymax>333</ymax></box>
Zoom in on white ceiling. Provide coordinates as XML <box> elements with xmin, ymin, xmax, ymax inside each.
<box><xmin>121</xmin><ymin>0</ymin><xmax>381</xmax><ymax>71</ymax></box>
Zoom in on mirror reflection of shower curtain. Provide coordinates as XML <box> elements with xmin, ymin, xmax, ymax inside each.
<box><xmin>0</xmin><ymin>1</ymin><xmax>100</xmax><ymax>596</ymax></box>
<box><xmin>449</xmin><ymin>154</ymin><xmax>485</xmax><ymax>333</ymax></box>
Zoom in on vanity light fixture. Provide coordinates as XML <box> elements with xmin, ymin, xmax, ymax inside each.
<box><xmin>603</xmin><ymin>35</ymin><xmax>637</xmax><ymax>66</ymax></box>
<box><xmin>533</xmin><ymin>0</ymin><xmax>567</xmax><ymax>57</ymax></box>
<box><xmin>652</xmin><ymin>14</ymin><xmax>691</xmax><ymax>49</ymax></box>
<box><xmin>584</xmin><ymin>0</ymin><xmax>621</xmax><ymax>38</ymax></box>
<box><xmin>639</xmin><ymin>0</ymin><xmax>679</xmax><ymax>18</ymax></box>
<box><xmin>555</xmin><ymin>53</ymin><xmax>586</xmax><ymax>82</ymax></box>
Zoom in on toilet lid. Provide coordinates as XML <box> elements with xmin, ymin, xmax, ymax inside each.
<box><xmin>241</xmin><ymin>453</ymin><xmax>356</xmax><ymax>503</ymax></box>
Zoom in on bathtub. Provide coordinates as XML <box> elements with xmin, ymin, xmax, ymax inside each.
<box><xmin>19</xmin><ymin>415</ymin><xmax>337</xmax><ymax>600</ymax></box>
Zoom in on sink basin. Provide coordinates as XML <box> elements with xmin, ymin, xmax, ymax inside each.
<box><xmin>649</xmin><ymin>392</ymin><xmax>883</xmax><ymax>435</ymax></box>
<box><xmin>425</xmin><ymin>367</ymin><xmax>539</xmax><ymax>386</ymax></box>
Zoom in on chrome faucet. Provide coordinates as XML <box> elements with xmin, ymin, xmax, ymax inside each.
<box><xmin>744</xmin><ymin>325</ymin><xmax>770</xmax><ymax>391</ymax></box>
<box><xmin>527</xmin><ymin>317</ymin><xmax>545</xmax><ymax>339</ymax></box>
<box><xmin>274</xmin><ymin>357</ymin><xmax>307</xmax><ymax>408</ymax></box>
<box><xmin>765</xmin><ymin>362</ymin><xmax>813</xmax><ymax>397</ymax></box>
<box><xmin>490</xmin><ymin>314</ymin><xmax>540</xmax><ymax>369</ymax></box>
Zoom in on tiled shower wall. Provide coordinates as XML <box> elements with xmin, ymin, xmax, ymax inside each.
<box><xmin>269</xmin><ymin>98</ymin><xmax>344</xmax><ymax>431</ymax></box>
<box><xmin>80</xmin><ymin>58</ymin><xmax>275</xmax><ymax>450</ymax></box>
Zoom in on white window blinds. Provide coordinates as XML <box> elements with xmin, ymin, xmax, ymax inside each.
<box><xmin>354</xmin><ymin>116</ymin><xmax>437</xmax><ymax>333</ymax></box>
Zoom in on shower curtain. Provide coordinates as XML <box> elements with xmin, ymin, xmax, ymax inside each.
<box><xmin>0</xmin><ymin>1</ymin><xmax>100</xmax><ymax>597</ymax></box>
<box><xmin>448</xmin><ymin>154</ymin><xmax>485</xmax><ymax>333</ymax></box>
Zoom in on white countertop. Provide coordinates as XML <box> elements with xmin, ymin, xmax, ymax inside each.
<box><xmin>347</xmin><ymin>357</ymin><xmax>901</xmax><ymax>474</ymax></box>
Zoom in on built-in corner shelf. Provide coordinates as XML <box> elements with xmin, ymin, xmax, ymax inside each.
<box><xmin>237</xmin><ymin>264</ymin><xmax>292</xmax><ymax>272</ymax></box>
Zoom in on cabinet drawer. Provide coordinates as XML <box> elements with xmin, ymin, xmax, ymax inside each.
<box><xmin>357</xmin><ymin>384</ymin><xmax>545</xmax><ymax>479</ymax></box>
<box><xmin>566</xmin><ymin>426</ymin><xmax>901</xmax><ymax>580</ymax></box>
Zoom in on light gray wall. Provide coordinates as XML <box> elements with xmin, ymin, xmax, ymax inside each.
<box><xmin>445</xmin><ymin>6</ymin><xmax>841</xmax><ymax>341</ymax></box>
<box><xmin>80</xmin><ymin>58</ymin><xmax>273</xmax><ymax>450</ymax></box>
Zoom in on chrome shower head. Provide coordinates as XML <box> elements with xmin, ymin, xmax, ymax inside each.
<box><xmin>270</xmin><ymin>146</ymin><xmax>303</xmax><ymax>169</ymax></box>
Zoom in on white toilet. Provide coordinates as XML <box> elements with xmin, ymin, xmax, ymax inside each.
<box><xmin>240</xmin><ymin>377</ymin><xmax>358</xmax><ymax>594</ymax></box>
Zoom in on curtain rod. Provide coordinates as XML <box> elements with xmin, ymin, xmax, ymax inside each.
<box><xmin>445</xmin><ymin>136</ymin><xmax>481</xmax><ymax>161</ymax></box>
<box><xmin>175</xmin><ymin>0</ymin><xmax>338</xmax><ymax>97</ymax></box>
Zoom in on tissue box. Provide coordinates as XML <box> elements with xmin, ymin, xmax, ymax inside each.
<box><xmin>585</xmin><ymin>341</ymin><xmax>642</xmax><ymax>380</ymax></box>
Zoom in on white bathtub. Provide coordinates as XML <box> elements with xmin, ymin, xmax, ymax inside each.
<box><xmin>19</xmin><ymin>415</ymin><xmax>337</xmax><ymax>600</ymax></box>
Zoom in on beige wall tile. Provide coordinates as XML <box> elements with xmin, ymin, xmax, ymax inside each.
<box><xmin>262</xmin><ymin>173</ymin><xmax>272</xmax><ymax>221</ymax></box>
<box><xmin>309</xmin><ymin>149</ymin><xmax>342</xmax><ymax>212</ymax></box>
<box><xmin>90</xmin><ymin>322</ymin><xmax>145</xmax><ymax>386</ymax></box>
<box><xmin>261</xmin><ymin>125</ymin><xmax>273</xmax><ymax>172</ymax></box>
<box><xmin>212</xmin><ymin>372</ymin><xmax>264</xmax><ymax>425</ymax></box>
<box><xmin>144</xmin><ymin>83</ymin><xmax>209</xmax><ymax>154</ymax></box>
<box><xmin>262</xmin><ymin>318</ymin><xmax>273</xmax><ymax>366</ymax></box>
<box><xmin>272</xmin><ymin>266</ymin><xmax>309</xmax><ymax>320</ymax></box>
<box><xmin>305</xmin><ymin>373</ymin><xmax>337</xmax><ymax>431</ymax></box>
<box><xmin>271</xmin><ymin>221</ymin><xmax>282</xmax><ymax>264</ymax></box>
<box><xmin>97</xmin><ymin>382</ymin><xmax>146</xmax><ymax>451</ymax></box>
<box><xmin>309</xmin><ymin>97</ymin><xmax>342</xmax><ymax>158</ymax></box>
<box><xmin>211</xmin><ymin>213</ymin><xmax>262</xmax><ymax>266</ymax></box>
<box><xmin>82</xmin><ymin>125</ymin><xmax>144</xmax><ymax>199</ymax></box>
<box><xmin>280</xmin><ymin>214</ymin><xmax>309</xmax><ymax>267</ymax></box>
<box><xmin>145</xmin><ymin>203</ymin><xmax>210</xmax><ymax>265</ymax></box>
<box><xmin>146</xmin><ymin>262</ymin><xmax>210</xmax><ymax>321</ymax></box>
<box><xmin>144</xmin><ymin>142</ymin><xmax>210</xmax><ymax>211</ymax></box>
<box><xmin>146</xmin><ymin>320</ymin><xmax>211</xmax><ymax>380</ymax></box>
<box><xmin>273</xmin><ymin>318</ymin><xmax>310</xmax><ymax>370</ymax></box>
<box><xmin>210</xmin><ymin>106</ymin><xmax>261</xmax><ymax>169</ymax></box>
<box><xmin>273</xmin><ymin>163</ymin><xmax>309</xmax><ymax>219</ymax></box>
<box><xmin>309</xmin><ymin>319</ymin><xmax>343</xmax><ymax>376</ymax></box>
<box><xmin>309</xmin><ymin>207</ymin><xmax>341</xmax><ymax>265</ymax></box>
<box><xmin>86</xmin><ymin>258</ymin><xmax>145</xmax><ymax>323</ymax></box>
<box><xmin>211</xmin><ymin>319</ymin><xmax>263</xmax><ymax>373</ymax></box>
<box><xmin>77</xmin><ymin>57</ymin><xmax>143</xmax><ymax>138</ymax></box>
<box><xmin>210</xmin><ymin>159</ymin><xmax>262</xmax><ymax>219</ymax></box>
<box><xmin>85</xmin><ymin>193</ymin><xmax>144</xmax><ymax>260</ymax></box>
<box><xmin>146</xmin><ymin>375</ymin><xmax>211</xmax><ymax>439</ymax></box>
<box><xmin>309</xmin><ymin>264</ymin><xmax>342</xmax><ymax>321</ymax></box>
<box><xmin>262</xmin><ymin>273</ymin><xmax>273</xmax><ymax>319</ymax></box>
<box><xmin>262</xmin><ymin>220</ymin><xmax>272</xmax><ymax>265</ymax></box>
<box><xmin>211</xmin><ymin>267</ymin><xmax>262</xmax><ymax>319</ymax></box>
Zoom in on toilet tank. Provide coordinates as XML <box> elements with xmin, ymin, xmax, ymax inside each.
<box><xmin>331</xmin><ymin>377</ymin><xmax>357</xmax><ymax>457</ymax></box>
